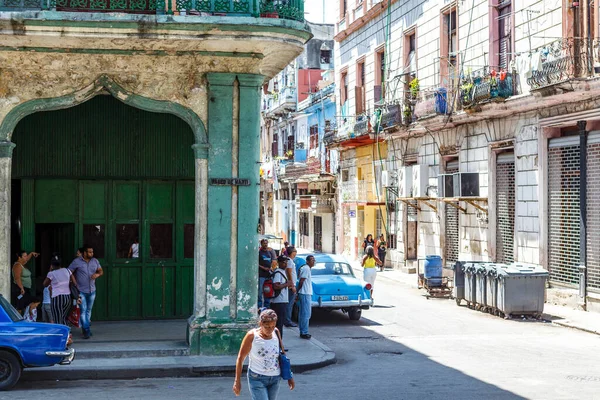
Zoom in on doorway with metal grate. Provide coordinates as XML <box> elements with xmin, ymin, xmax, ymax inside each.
<box><xmin>445</xmin><ymin>161</ymin><xmax>459</xmax><ymax>266</ymax></box>
<box><xmin>495</xmin><ymin>153</ymin><xmax>515</xmax><ymax>264</ymax></box>
<box><xmin>548</xmin><ymin>138</ymin><xmax>580</xmax><ymax>287</ymax></box>
<box><xmin>586</xmin><ymin>134</ymin><xmax>600</xmax><ymax>292</ymax></box>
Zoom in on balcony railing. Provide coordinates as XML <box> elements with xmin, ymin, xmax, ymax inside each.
<box><xmin>340</xmin><ymin>180</ymin><xmax>367</xmax><ymax>203</ymax></box>
<box><xmin>0</xmin><ymin>0</ymin><xmax>305</xmax><ymax>21</ymax></box>
<box><xmin>460</xmin><ymin>69</ymin><xmax>515</xmax><ymax>109</ymax></box>
<box><xmin>414</xmin><ymin>89</ymin><xmax>449</xmax><ymax>119</ymax></box>
<box><xmin>528</xmin><ymin>38</ymin><xmax>594</xmax><ymax>91</ymax></box>
<box><xmin>296</xmin><ymin>194</ymin><xmax>335</xmax><ymax>213</ymax></box>
<box><xmin>263</xmin><ymin>86</ymin><xmax>297</xmax><ymax>115</ymax></box>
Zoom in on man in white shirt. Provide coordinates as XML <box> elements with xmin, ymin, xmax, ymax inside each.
<box><xmin>284</xmin><ymin>246</ymin><xmax>298</xmax><ymax>328</ymax></box>
<box><xmin>297</xmin><ymin>255</ymin><xmax>315</xmax><ymax>339</ymax></box>
<box><xmin>270</xmin><ymin>255</ymin><xmax>294</xmax><ymax>340</ymax></box>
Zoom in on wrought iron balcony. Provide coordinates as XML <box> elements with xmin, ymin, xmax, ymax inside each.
<box><xmin>528</xmin><ymin>38</ymin><xmax>593</xmax><ymax>91</ymax></box>
<box><xmin>262</xmin><ymin>86</ymin><xmax>297</xmax><ymax>116</ymax></box>
<box><xmin>460</xmin><ymin>68</ymin><xmax>515</xmax><ymax>109</ymax></box>
<box><xmin>340</xmin><ymin>180</ymin><xmax>367</xmax><ymax>203</ymax></box>
<box><xmin>0</xmin><ymin>0</ymin><xmax>305</xmax><ymax>21</ymax></box>
<box><xmin>296</xmin><ymin>194</ymin><xmax>335</xmax><ymax>213</ymax></box>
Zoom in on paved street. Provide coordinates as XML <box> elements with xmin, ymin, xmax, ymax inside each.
<box><xmin>12</xmin><ymin>270</ymin><xmax>600</xmax><ymax>400</ymax></box>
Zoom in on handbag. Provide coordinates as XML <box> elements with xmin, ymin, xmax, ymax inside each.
<box><xmin>275</xmin><ymin>328</ymin><xmax>293</xmax><ymax>380</ymax></box>
<box><xmin>69</xmin><ymin>282</ymin><xmax>80</xmax><ymax>300</ymax></box>
<box><xmin>67</xmin><ymin>305</ymin><xmax>81</xmax><ymax>328</ymax></box>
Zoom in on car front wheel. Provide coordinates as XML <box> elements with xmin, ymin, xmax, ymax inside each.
<box><xmin>348</xmin><ymin>308</ymin><xmax>362</xmax><ymax>321</ymax></box>
<box><xmin>0</xmin><ymin>350</ymin><xmax>22</xmax><ymax>391</ymax></box>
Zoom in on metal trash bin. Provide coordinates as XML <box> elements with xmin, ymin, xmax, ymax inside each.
<box><xmin>475</xmin><ymin>264</ymin><xmax>488</xmax><ymax>311</ymax></box>
<box><xmin>451</xmin><ymin>262</ymin><xmax>465</xmax><ymax>306</ymax></box>
<box><xmin>496</xmin><ymin>264</ymin><xmax>549</xmax><ymax>319</ymax></box>
<box><xmin>485</xmin><ymin>264</ymin><xmax>500</xmax><ymax>315</ymax></box>
<box><xmin>464</xmin><ymin>263</ymin><xmax>478</xmax><ymax>308</ymax></box>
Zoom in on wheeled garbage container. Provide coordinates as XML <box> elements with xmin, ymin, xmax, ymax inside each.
<box><xmin>485</xmin><ymin>264</ymin><xmax>500</xmax><ymax>315</ymax></box>
<box><xmin>451</xmin><ymin>261</ymin><xmax>465</xmax><ymax>306</ymax></box>
<box><xmin>464</xmin><ymin>263</ymin><xmax>478</xmax><ymax>308</ymax></box>
<box><xmin>496</xmin><ymin>264</ymin><xmax>549</xmax><ymax>319</ymax></box>
<box><xmin>475</xmin><ymin>264</ymin><xmax>488</xmax><ymax>311</ymax></box>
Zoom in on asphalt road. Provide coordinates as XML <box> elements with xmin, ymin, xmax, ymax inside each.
<box><xmin>11</xmin><ymin>269</ymin><xmax>600</xmax><ymax>400</ymax></box>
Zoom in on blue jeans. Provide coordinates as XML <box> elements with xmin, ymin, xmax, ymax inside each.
<box><xmin>79</xmin><ymin>291</ymin><xmax>96</xmax><ymax>331</ymax></box>
<box><xmin>258</xmin><ymin>277</ymin><xmax>271</xmax><ymax>309</ymax></box>
<box><xmin>284</xmin><ymin>293</ymin><xmax>295</xmax><ymax>325</ymax></box>
<box><xmin>247</xmin><ymin>370</ymin><xmax>280</xmax><ymax>400</ymax></box>
<box><xmin>298</xmin><ymin>293</ymin><xmax>312</xmax><ymax>335</ymax></box>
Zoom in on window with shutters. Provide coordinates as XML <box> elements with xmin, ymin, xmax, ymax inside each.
<box><xmin>403</xmin><ymin>30</ymin><xmax>417</xmax><ymax>103</ymax></box>
<box><xmin>490</xmin><ymin>0</ymin><xmax>512</xmax><ymax>71</ymax></box>
<box><xmin>498</xmin><ymin>1</ymin><xmax>512</xmax><ymax>70</ymax></box>
<box><xmin>375</xmin><ymin>48</ymin><xmax>385</xmax><ymax>102</ymax></box>
<box><xmin>356</xmin><ymin>60</ymin><xmax>366</xmax><ymax>115</ymax></box>
<box><xmin>309</xmin><ymin>125</ymin><xmax>319</xmax><ymax>150</ymax></box>
<box><xmin>440</xmin><ymin>6</ymin><xmax>458</xmax><ymax>87</ymax></box>
<box><xmin>340</xmin><ymin>71</ymin><xmax>348</xmax><ymax>106</ymax></box>
<box><xmin>271</xmin><ymin>131</ymin><xmax>279</xmax><ymax>157</ymax></box>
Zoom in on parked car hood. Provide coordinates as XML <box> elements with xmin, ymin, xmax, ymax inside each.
<box><xmin>312</xmin><ymin>275</ymin><xmax>366</xmax><ymax>295</ymax></box>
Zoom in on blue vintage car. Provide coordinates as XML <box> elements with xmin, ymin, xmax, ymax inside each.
<box><xmin>0</xmin><ymin>295</ymin><xmax>74</xmax><ymax>390</ymax></box>
<box><xmin>293</xmin><ymin>253</ymin><xmax>373</xmax><ymax>321</ymax></box>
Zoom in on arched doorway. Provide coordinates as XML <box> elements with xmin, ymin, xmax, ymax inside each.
<box><xmin>11</xmin><ymin>94</ymin><xmax>196</xmax><ymax>320</ymax></box>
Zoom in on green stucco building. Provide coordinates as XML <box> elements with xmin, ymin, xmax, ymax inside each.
<box><xmin>0</xmin><ymin>1</ymin><xmax>310</xmax><ymax>354</ymax></box>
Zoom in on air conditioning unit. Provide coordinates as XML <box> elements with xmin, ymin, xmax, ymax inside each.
<box><xmin>400</xmin><ymin>166</ymin><xmax>412</xmax><ymax>197</ymax></box>
<box><xmin>381</xmin><ymin>171</ymin><xmax>390</xmax><ymax>187</ymax></box>
<box><xmin>453</xmin><ymin>172</ymin><xmax>480</xmax><ymax>197</ymax></box>
<box><xmin>412</xmin><ymin>164</ymin><xmax>429</xmax><ymax>198</ymax></box>
<box><xmin>437</xmin><ymin>174</ymin><xmax>455</xmax><ymax>198</ymax></box>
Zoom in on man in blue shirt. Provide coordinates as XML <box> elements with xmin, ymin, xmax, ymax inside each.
<box><xmin>69</xmin><ymin>245</ymin><xmax>103</xmax><ymax>339</ymax></box>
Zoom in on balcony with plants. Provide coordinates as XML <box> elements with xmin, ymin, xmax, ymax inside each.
<box><xmin>413</xmin><ymin>86</ymin><xmax>450</xmax><ymax>120</ymax></box>
<box><xmin>459</xmin><ymin>68</ymin><xmax>515</xmax><ymax>109</ymax></box>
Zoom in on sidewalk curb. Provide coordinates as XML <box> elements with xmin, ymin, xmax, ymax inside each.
<box><xmin>21</xmin><ymin>338</ymin><xmax>337</xmax><ymax>382</ymax></box>
<box><xmin>545</xmin><ymin>318</ymin><xmax>600</xmax><ymax>336</ymax></box>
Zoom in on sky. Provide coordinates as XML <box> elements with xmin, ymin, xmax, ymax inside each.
<box><xmin>303</xmin><ymin>0</ymin><xmax>337</xmax><ymax>24</ymax></box>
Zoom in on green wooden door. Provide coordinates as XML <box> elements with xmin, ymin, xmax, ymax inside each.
<box><xmin>12</xmin><ymin>95</ymin><xmax>197</xmax><ymax>321</ymax></box>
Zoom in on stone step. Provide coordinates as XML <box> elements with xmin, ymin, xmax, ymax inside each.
<box><xmin>72</xmin><ymin>340</ymin><xmax>190</xmax><ymax>359</ymax></box>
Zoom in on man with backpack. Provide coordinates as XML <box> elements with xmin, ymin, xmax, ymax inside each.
<box><xmin>269</xmin><ymin>255</ymin><xmax>295</xmax><ymax>339</ymax></box>
<box><xmin>258</xmin><ymin>239</ymin><xmax>277</xmax><ymax>309</ymax></box>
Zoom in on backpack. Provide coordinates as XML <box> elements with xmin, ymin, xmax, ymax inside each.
<box><xmin>263</xmin><ymin>270</ymin><xmax>287</xmax><ymax>299</ymax></box>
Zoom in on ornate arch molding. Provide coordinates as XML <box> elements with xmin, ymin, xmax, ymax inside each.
<box><xmin>0</xmin><ymin>75</ymin><xmax>208</xmax><ymax>158</ymax></box>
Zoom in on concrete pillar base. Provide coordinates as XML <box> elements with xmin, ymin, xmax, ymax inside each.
<box><xmin>186</xmin><ymin>316</ymin><xmax>255</xmax><ymax>355</ymax></box>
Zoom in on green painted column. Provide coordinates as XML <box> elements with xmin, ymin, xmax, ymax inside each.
<box><xmin>205</xmin><ymin>73</ymin><xmax>235</xmax><ymax>321</ymax></box>
<box><xmin>236</xmin><ymin>74</ymin><xmax>264</xmax><ymax>321</ymax></box>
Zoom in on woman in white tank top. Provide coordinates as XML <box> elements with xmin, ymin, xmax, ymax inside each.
<box><xmin>233</xmin><ymin>309</ymin><xmax>295</xmax><ymax>399</ymax></box>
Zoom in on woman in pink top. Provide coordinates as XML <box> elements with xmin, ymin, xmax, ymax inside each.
<box><xmin>43</xmin><ymin>258</ymin><xmax>76</xmax><ymax>326</ymax></box>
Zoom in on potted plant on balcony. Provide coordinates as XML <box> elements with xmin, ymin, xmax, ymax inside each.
<box><xmin>409</xmin><ymin>77</ymin><xmax>420</xmax><ymax>101</ymax></box>
<box><xmin>260</xmin><ymin>0</ymin><xmax>279</xmax><ymax>18</ymax></box>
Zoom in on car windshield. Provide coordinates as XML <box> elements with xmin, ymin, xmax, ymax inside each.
<box><xmin>311</xmin><ymin>262</ymin><xmax>354</xmax><ymax>276</ymax></box>
<box><xmin>0</xmin><ymin>296</ymin><xmax>23</xmax><ymax>322</ymax></box>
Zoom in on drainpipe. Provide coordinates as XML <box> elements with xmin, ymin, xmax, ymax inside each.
<box><xmin>578</xmin><ymin>120</ymin><xmax>587</xmax><ymax>310</ymax></box>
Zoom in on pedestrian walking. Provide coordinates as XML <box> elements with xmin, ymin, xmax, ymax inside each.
<box><xmin>270</xmin><ymin>255</ymin><xmax>295</xmax><ymax>340</ymax></box>
<box><xmin>297</xmin><ymin>255</ymin><xmax>314</xmax><ymax>339</ymax></box>
<box><xmin>69</xmin><ymin>245</ymin><xmax>103</xmax><ymax>339</ymax></box>
<box><xmin>233</xmin><ymin>309</ymin><xmax>295</xmax><ymax>399</ymax></box>
<box><xmin>362</xmin><ymin>246</ymin><xmax>382</xmax><ymax>300</ymax></box>
<box><xmin>376</xmin><ymin>234</ymin><xmax>387</xmax><ymax>272</ymax></box>
<box><xmin>44</xmin><ymin>258</ymin><xmax>77</xmax><ymax>327</ymax></box>
<box><xmin>284</xmin><ymin>247</ymin><xmax>298</xmax><ymax>328</ymax></box>
<box><xmin>362</xmin><ymin>234</ymin><xmax>375</xmax><ymax>255</ymax></box>
<box><xmin>11</xmin><ymin>250</ymin><xmax>39</xmax><ymax>312</ymax></box>
<box><xmin>258</xmin><ymin>239</ymin><xmax>277</xmax><ymax>309</ymax></box>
